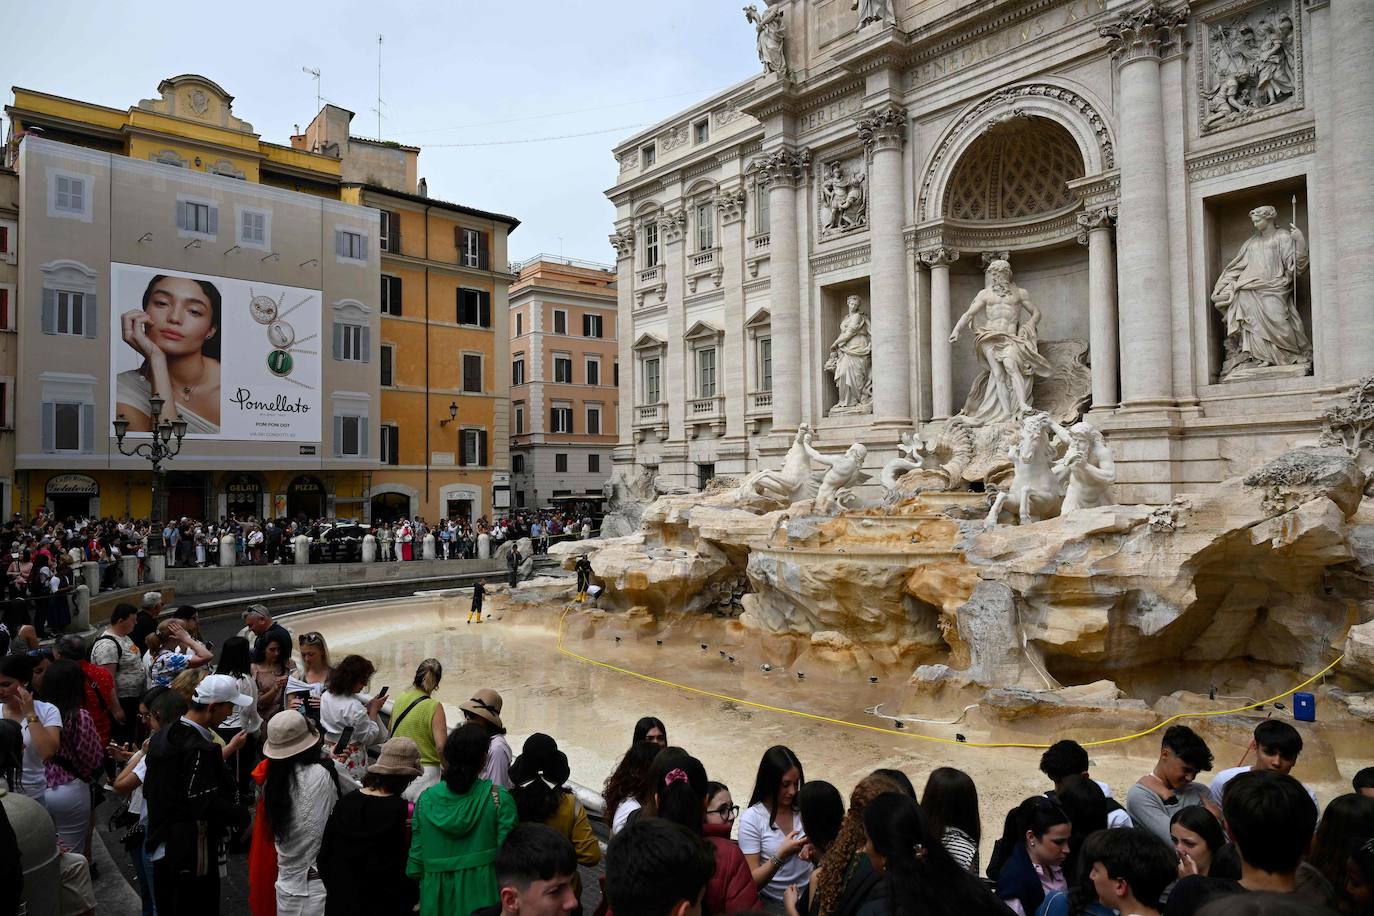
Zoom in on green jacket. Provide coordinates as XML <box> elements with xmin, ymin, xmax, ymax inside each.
<box><xmin>406</xmin><ymin>778</ymin><xmax>517</xmax><ymax>916</ymax></box>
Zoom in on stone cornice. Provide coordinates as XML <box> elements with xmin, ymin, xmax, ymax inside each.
<box><xmin>831</xmin><ymin>24</ymin><xmax>915</xmax><ymax>76</ymax></box>
<box><xmin>1185</xmin><ymin>126</ymin><xmax>1316</xmax><ymax>181</ymax></box>
<box><xmin>810</xmin><ymin>243</ymin><xmax>871</xmax><ymax>276</ymax></box>
<box><xmin>1067</xmin><ymin>170</ymin><xmax>1121</xmax><ymax>210</ymax></box>
<box><xmin>856</xmin><ymin>103</ymin><xmax>908</xmax><ymax>153</ymax></box>
<box><xmin>914</xmin><ymin>204</ymin><xmax>1083</xmax><ymax>252</ymax></box>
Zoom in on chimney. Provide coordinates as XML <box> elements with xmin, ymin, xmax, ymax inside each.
<box><xmin>418</xmin><ymin>177</ymin><xmax>428</xmax><ymax>197</ymax></box>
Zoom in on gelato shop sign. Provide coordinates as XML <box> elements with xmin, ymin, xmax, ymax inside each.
<box><xmin>45</xmin><ymin>474</ymin><xmax>99</xmax><ymax>496</ymax></box>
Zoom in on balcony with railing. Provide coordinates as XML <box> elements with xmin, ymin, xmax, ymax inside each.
<box><xmin>688</xmin><ymin>249</ymin><xmax>717</xmax><ymax>271</ymax></box>
<box><xmin>637</xmin><ymin>265</ymin><xmax>662</xmax><ymax>285</ymax></box>
<box><xmin>750</xmin><ymin>234</ymin><xmax>771</xmax><ymax>252</ymax></box>
<box><xmin>635</xmin><ymin>402</ymin><xmax>666</xmax><ymax>426</ymax></box>
<box><xmin>689</xmin><ymin>395</ymin><xmax>723</xmax><ymax>420</ymax></box>
<box><xmin>747</xmin><ymin>390</ymin><xmax>773</xmax><ymax>415</ymax></box>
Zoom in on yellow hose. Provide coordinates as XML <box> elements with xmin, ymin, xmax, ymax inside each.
<box><xmin>555</xmin><ymin>608</ymin><xmax>1345</xmax><ymax>751</ymax></box>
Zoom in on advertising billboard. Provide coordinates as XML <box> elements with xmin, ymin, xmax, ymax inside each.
<box><xmin>110</xmin><ymin>263</ymin><xmax>321</xmax><ymax>442</ymax></box>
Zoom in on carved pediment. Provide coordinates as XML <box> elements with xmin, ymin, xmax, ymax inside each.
<box><xmin>138</xmin><ymin>74</ymin><xmax>255</xmax><ymax>134</ymax></box>
<box><xmin>632</xmin><ymin>332</ymin><xmax>667</xmax><ymax>352</ymax></box>
<box><xmin>684</xmin><ymin>320</ymin><xmax>724</xmax><ymax>343</ymax></box>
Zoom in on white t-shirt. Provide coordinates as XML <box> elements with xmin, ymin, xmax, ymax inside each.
<box><xmin>611</xmin><ymin>797</ymin><xmax>641</xmax><ymax>836</ymax></box>
<box><xmin>1209</xmin><ymin>765</ymin><xmax>1317</xmax><ymax>809</ymax></box>
<box><xmin>130</xmin><ymin>755</ymin><xmax>148</xmax><ymax>819</ymax></box>
<box><xmin>737</xmin><ymin>802</ymin><xmax>813</xmax><ymax>902</ymax></box>
<box><xmin>19</xmin><ymin>700</ymin><xmax>62</xmax><ymax>799</ymax></box>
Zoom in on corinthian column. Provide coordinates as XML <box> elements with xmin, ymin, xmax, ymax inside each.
<box><xmin>1100</xmin><ymin>6</ymin><xmax>1184</xmax><ymax>409</ymax></box>
<box><xmin>857</xmin><ymin>103</ymin><xmax>912</xmax><ymax>424</ymax></box>
<box><xmin>609</xmin><ymin>227</ymin><xmax>637</xmax><ymax>462</ymax></box>
<box><xmin>756</xmin><ymin>147</ymin><xmax>809</xmax><ymax>431</ymax></box>
<box><xmin>1077</xmin><ymin>207</ymin><xmax>1119</xmax><ymax>409</ymax></box>
<box><xmin>715</xmin><ymin>187</ymin><xmax>748</xmax><ymax>439</ymax></box>
<box><xmin>1332</xmin><ymin>1</ymin><xmax>1374</xmax><ymax>378</ymax></box>
<box><xmin>919</xmin><ymin>247</ymin><xmax>959</xmax><ymax>419</ymax></box>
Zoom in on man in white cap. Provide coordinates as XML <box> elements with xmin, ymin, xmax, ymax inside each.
<box><xmin>145</xmin><ymin>674</ymin><xmax>253</xmax><ymax>915</ymax></box>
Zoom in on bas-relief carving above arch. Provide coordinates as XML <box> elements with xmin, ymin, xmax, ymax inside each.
<box><xmin>917</xmin><ymin>80</ymin><xmax>1117</xmax><ymax>223</ymax></box>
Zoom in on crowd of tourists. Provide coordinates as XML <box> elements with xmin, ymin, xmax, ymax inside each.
<box><xmin>4</xmin><ymin>595</ymin><xmax>1374</xmax><ymax>916</ymax></box>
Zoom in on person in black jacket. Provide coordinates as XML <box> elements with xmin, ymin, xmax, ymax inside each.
<box><xmin>575</xmin><ymin>556</ymin><xmax>592</xmax><ymax>603</ymax></box>
<box><xmin>507</xmin><ymin>545</ymin><xmax>522</xmax><ymax>588</ymax></box>
<box><xmin>144</xmin><ymin>674</ymin><xmax>253</xmax><ymax>916</ymax></box>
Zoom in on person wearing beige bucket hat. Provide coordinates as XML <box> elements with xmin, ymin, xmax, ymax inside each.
<box><xmin>260</xmin><ymin>711</ymin><xmax>340</xmax><ymax>916</ymax></box>
<box><xmin>461</xmin><ymin>688</ymin><xmax>512</xmax><ymax>789</ymax></box>
<box><xmin>318</xmin><ymin>737</ymin><xmax>423</xmax><ymax>916</ymax></box>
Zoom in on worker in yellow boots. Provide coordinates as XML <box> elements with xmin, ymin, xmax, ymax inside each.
<box><xmin>575</xmin><ymin>555</ymin><xmax>593</xmax><ymax>603</ymax></box>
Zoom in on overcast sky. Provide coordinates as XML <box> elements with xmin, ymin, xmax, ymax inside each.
<box><xmin>2</xmin><ymin>1</ymin><xmax>760</xmax><ymax>265</ymax></box>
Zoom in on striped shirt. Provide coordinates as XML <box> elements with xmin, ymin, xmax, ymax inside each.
<box><xmin>942</xmin><ymin>825</ymin><xmax>980</xmax><ymax>874</ymax></box>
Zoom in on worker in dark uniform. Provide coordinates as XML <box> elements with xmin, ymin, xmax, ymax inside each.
<box><xmin>575</xmin><ymin>555</ymin><xmax>593</xmax><ymax>603</ymax></box>
<box><xmin>506</xmin><ymin>545</ymin><xmax>521</xmax><ymax>588</ymax></box>
<box><xmin>468</xmin><ymin>578</ymin><xmax>486</xmax><ymax>624</ymax></box>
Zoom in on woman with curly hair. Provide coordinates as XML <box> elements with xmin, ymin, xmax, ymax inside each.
<box><xmin>321</xmin><ymin>655</ymin><xmax>389</xmax><ymax>779</ymax></box>
<box><xmin>602</xmin><ymin>739</ymin><xmax>659</xmax><ymax>835</ymax></box>
<box><xmin>797</xmin><ymin>772</ymin><xmax>905</xmax><ymax>916</ymax></box>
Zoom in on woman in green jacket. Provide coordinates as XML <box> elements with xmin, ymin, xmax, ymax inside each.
<box><xmin>407</xmin><ymin>722</ymin><xmax>518</xmax><ymax>916</ymax></box>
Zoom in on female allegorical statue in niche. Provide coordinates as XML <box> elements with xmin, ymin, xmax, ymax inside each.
<box><xmin>1211</xmin><ymin>204</ymin><xmax>1310</xmax><ymax>380</ymax></box>
<box><xmin>826</xmin><ymin>294</ymin><xmax>872</xmax><ymax>413</ymax></box>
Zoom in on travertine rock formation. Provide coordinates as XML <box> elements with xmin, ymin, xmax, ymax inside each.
<box><xmin>582</xmin><ymin>447</ymin><xmax>1371</xmax><ymax>691</ymax></box>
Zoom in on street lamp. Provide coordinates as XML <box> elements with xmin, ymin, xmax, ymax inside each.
<box><xmin>439</xmin><ymin>401</ymin><xmax>459</xmax><ymax>427</ymax></box>
<box><xmin>113</xmin><ymin>393</ymin><xmax>189</xmax><ymax>552</ymax></box>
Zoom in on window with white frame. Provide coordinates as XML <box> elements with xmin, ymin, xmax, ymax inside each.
<box><xmin>335</xmin><ymin>228</ymin><xmax>368</xmax><ymax>263</ymax></box>
<box><xmin>50</xmin><ymin>172</ymin><xmax>90</xmax><ymax>220</ymax></box>
<box><xmin>585</xmin><ymin>357</ymin><xmax>600</xmax><ymax>387</ymax></box>
<box><xmin>553</xmin><ymin>354</ymin><xmax>572</xmax><ymax>384</ymax></box>
<box><xmin>695</xmin><ymin>201</ymin><xmax>714</xmax><ymax>251</ymax></box>
<box><xmin>586</xmin><ymin>404</ymin><xmax>602</xmax><ymax>435</ymax></box>
<box><xmin>460</xmin><ymin>228</ymin><xmax>487</xmax><ymax>269</ymax></box>
<box><xmin>512</xmin><ymin>355</ymin><xmax>525</xmax><ymax>386</ymax></box>
<box><xmin>380</xmin><ymin>211</ymin><xmax>401</xmax><ymax>253</ymax></box>
<box><xmin>642</xmin><ymin>221</ymin><xmax>660</xmax><ymax>268</ymax></box>
<box><xmin>462</xmin><ymin>353</ymin><xmax>483</xmax><ymax>393</ymax></box>
<box><xmin>754</xmin><ymin>182</ymin><xmax>771</xmax><ymax>235</ymax></box>
<box><xmin>177</xmin><ymin>198</ymin><xmax>218</xmax><ymax>236</ymax></box>
<box><xmin>49</xmin><ymin>402</ymin><xmax>90</xmax><ymax>452</ymax></box>
<box><xmin>582</xmin><ymin>313</ymin><xmax>603</xmax><ymax>338</ymax></box>
<box><xmin>551</xmin><ymin>402</ymin><xmax>573</xmax><ymax>433</ymax></box>
<box><xmin>333</xmin><ymin>322</ymin><xmax>368</xmax><ymax>362</ymax></box>
<box><xmin>694</xmin><ymin>119</ymin><xmax>710</xmax><ymax>145</ymax></box>
<box><xmin>238</xmin><ymin>207</ymin><xmax>269</xmax><ymax>248</ymax></box>
<box><xmin>641</xmin><ymin>144</ymin><xmax>656</xmax><ymax>168</ymax></box>
<box><xmin>460</xmin><ymin>428</ymin><xmax>488</xmax><ymax>466</ymax></box>
<box><xmin>643</xmin><ymin>356</ymin><xmax>661</xmax><ymax>404</ymax></box>
<box><xmin>514</xmin><ymin>312</ymin><xmax>523</xmax><ymax>337</ymax></box>
<box><xmin>457</xmin><ymin>288</ymin><xmax>491</xmax><ymax>327</ymax></box>
<box><xmin>696</xmin><ymin>347</ymin><xmax>717</xmax><ymax>398</ymax></box>
<box><xmin>758</xmin><ymin>337</ymin><xmax>773</xmax><ymax>391</ymax></box>
<box><xmin>514</xmin><ymin>403</ymin><xmax>525</xmax><ymax>435</ymax></box>
<box><xmin>553</xmin><ymin>309</ymin><xmax>568</xmax><ymax>335</ymax></box>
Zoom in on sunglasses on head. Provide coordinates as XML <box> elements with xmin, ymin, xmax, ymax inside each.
<box><xmin>298</xmin><ymin>633</ymin><xmax>324</xmax><ymax>645</ymax></box>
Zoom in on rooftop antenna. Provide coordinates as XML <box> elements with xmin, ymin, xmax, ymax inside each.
<box><xmin>371</xmin><ymin>35</ymin><xmax>385</xmax><ymax>140</ymax></box>
<box><xmin>303</xmin><ymin>66</ymin><xmax>322</xmax><ymax>149</ymax></box>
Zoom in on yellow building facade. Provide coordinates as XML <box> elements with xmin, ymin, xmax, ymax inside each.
<box><xmin>344</xmin><ymin>184</ymin><xmax>518</xmax><ymax>523</ymax></box>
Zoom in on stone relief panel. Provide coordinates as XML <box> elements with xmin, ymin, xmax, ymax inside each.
<box><xmin>817</xmin><ymin>154</ymin><xmax>868</xmax><ymax>239</ymax></box>
<box><xmin>1197</xmin><ymin>0</ymin><xmax>1302</xmax><ymax>134</ymax></box>
<box><xmin>660</xmin><ymin>124</ymin><xmax>690</xmax><ymax>153</ymax></box>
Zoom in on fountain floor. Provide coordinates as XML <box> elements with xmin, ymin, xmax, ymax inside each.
<box><xmin>288</xmin><ymin>593</ymin><xmax>1359</xmax><ymax>864</ymax></box>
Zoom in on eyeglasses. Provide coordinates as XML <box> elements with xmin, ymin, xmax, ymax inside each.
<box><xmin>707</xmin><ymin>804</ymin><xmax>740</xmax><ymax>821</ymax></box>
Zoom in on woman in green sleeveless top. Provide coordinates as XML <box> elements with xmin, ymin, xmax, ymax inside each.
<box><xmin>392</xmin><ymin>658</ymin><xmax>448</xmax><ymax>801</ymax></box>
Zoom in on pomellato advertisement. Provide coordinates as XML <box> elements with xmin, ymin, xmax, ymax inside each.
<box><xmin>109</xmin><ymin>262</ymin><xmax>321</xmax><ymax>442</ymax></box>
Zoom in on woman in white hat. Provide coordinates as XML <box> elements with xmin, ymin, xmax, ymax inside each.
<box><xmin>262</xmin><ymin>711</ymin><xmax>340</xmax><ymax>916</ymax></box>
<box><xmin>319</xmin><ymin>737</ymin><xmax>423</xmax><ymax>916</ymax></box>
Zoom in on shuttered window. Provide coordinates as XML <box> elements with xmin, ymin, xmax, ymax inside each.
<box><xmin>380</xmin><ymin>424</ymin><xmax>399</xmax><ymax>465</ymax></box>
<box><xmin>587</xmin><ymin>406</ymin><xmax>602</xmax><ymax>435</ymax></box>
<box><xmin>462</xmin><ymin>354</ymin><xmax>483</xmax><ymax>393</ymax></box>
<box><xmin>0</xmin><ymin>288</ymin><xmax>9</xmax><ymax>331</ymax></box>
<box><xmin>176</xmin><ymin>200</ymin><xmax>218</xmax><ymax>235</ymax></box>
<box><xmin>381</xmin><ymin>275</ymin><xmax>403</xmax><ymax>316</ymax></box>
<box><xmin>457</xmin><ymin>288</ymin><xmax>491</xmax><ymax>327</ymax></box>
<box><xmin>459</xmin><ymin>428</ymin><xmax>488</xmax><ymax>467</ymax></box>
<box><xmin>380</xmin><ymin>211</ymin><xmax>402</xmax><ymax>253</ymax></box>
<box><xmin>54</xmin><ymin>175</ymin><xmax>86</xmax><ymax>215</ymax></box>
<box><xmin>331</xmin><ymin>322</ymin><xmax>370</xmax><ymax>362</ymax></box>
<box><xmin>335</xmin><ymin>229</ymin><xmax>368</xmax><ymax>262</ymax></box>
<box><xmin>333</xmin><ymin>415</ymin><xmax>368</xmax><ymax>457</ymax></box>
<box><xmin>582</xmin><ymin>314</ymin><xmax>603</xmax><ymax>338</ymax></box>
<box><xmin>42</xmin><ymin>402</ymin><xmax>94</xmax><ymax>453</ymax></box>
<box><xmin>41</xmin><ymin>289</ymin><xmax>96</xmax><ymax>338</ymax></box>
<box><xmin>458</xmin><ymin>228</ymin><xmax>489</xmax><ymax>269</ymax></box>
<box><xmin>380</xmin><ymin>345</ymin><xmax>394</xmax><ymax>387</ymax></box>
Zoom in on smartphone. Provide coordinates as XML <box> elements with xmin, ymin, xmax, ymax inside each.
<box><xmin>376</xmin><ymin>685</ymin><xmax>390</xmax><ymax>700</ymax></box>
<box><xmin>333</xmin><ymin>725</ymin><xmax>355</xmax><ymax>755</ymax></box>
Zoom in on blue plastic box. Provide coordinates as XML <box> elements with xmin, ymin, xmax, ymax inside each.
<box><xmin>1293</xmin><ymin>692</ymin><xmax>1315</xmax><ymax>722</ymax></box>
